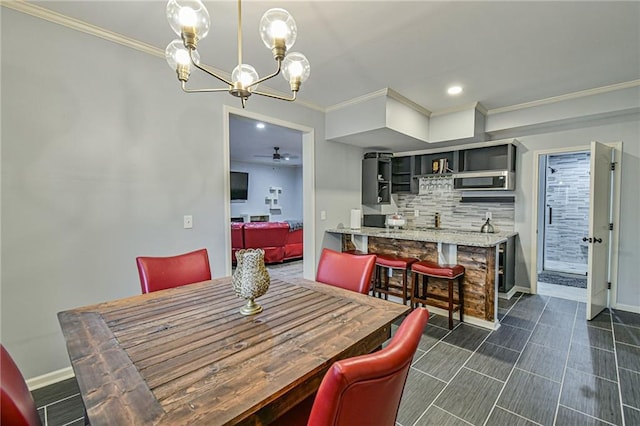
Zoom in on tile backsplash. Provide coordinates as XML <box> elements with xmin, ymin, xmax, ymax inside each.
<box><xmin>394</xmin><ymin>185</ymin><xmax>515</xmax><ymax>232</ymax></box>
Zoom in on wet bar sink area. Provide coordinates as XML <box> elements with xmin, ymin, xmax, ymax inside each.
<box><xmin>327</xmin><ymin>226</ymin><xmax>516</xmax><ymax>248</ymax></box>
<box><xmin>416</xmin><ymin>227</ymin><xmax>489</xmax><ymax>234</ymax></box>
<box><xmin>326</xmin><ymin>226</ymin><xmax>519</xmax><ymax>328</ymax></box>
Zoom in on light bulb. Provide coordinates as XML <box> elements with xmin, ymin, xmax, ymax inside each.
<box><xmin>165</xmin><ymin>39</ymin><xmax>200</xmax><ymax>70</ymax></box>
<box><xmin>166</xmin><ymin>0</ymin><xmax>210</xmax><ymax>40</ymax></box>
<box><xmin>270</xmin><ymin>20</ymin><xmax>289</xmax><ymax>39</ymax></box>
<box><xmin>259</xmin><ymin>8</ymin><xmax>297</xmax><ymax>50</ymax></box>
<box><xmin>282</xmin><ymin>52</ymin><xmax>310</xmax><ymax>84</ymax></box>
<box><xmin>179</xmin><ymin>7</ymin><xmax>197</xmax><ymax>27</ymax></box>
<box><xmin>232</xmin><ymin>64</ymin><xmax>260</xmax><ymax>91</ymax></box>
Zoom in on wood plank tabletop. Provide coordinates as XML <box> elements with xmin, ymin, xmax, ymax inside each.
<box><xmin>58</xmin><ymin>276</ymin><xmax>409</xmax><ymax>425</ymax></box>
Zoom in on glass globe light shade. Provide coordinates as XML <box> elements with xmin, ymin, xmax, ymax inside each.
<box><xmin>165</xmin><ymin>39</ymin><xmax>200</xmax><ymax>70</ymax></box>
<box><xmin>259</xmin><ymin>8</ymin><xmax>297</xmax><ymax>50</ymax></box>
<box><xmin>232</xmin><ymin>64</ymin><xmax>260</xmax><ymax>91</ymax></box>
<box><xmin>166</xmin><ymin>0</ymin><xmax>210</xmax><ymax>39</ymax></box>
<box><xmin>282</xmin><ymin>52</ymin><xmax>310</xmax><ymax>83</ymax></box>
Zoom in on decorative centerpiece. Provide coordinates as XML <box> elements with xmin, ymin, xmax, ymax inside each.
<box><xmin>232</xmin><ymin>248</ymin><xmax>270</xmax><ymax>315</ymax></box>
<box><xmin>386</xmin><ymin>213</ymin><xmax>406</xmax><ymax>230</ymax></box>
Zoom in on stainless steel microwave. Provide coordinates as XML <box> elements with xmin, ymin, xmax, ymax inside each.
<box><xmin>453</xmin><ymin>170</ymin><xmax>515</xmax><ymax>191</ymax></box>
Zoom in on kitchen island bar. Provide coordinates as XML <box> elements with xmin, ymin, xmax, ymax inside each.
<box><xmin>326</xmin><ymin>227</ymin><xmax>518</xmax><ymax>328</ymax></box>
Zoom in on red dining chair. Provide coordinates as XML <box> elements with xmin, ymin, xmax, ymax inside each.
<box><xmin>136</xmin><ymin>248</ymin><xmax>211</xmax><ymax>294</ymax></box>
<box><xmin>1</xmin><ymin>345</ymin><xmax>42</xmax><ymax>426</ymax></box>
<box><xmin>307</xmin><ymin>308</ymin><xmax>429</xmax><ymax>426</ymax></box>
<box><xmin>316</xmin><ymin>248</ymin><xmax>376</xmax><ymax>294</ymax></box>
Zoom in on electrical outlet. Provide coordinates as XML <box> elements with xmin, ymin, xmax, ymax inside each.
<box><xmin>486</xmin><ymin>212</ymin><xmax>492</xmax><ymax>220</ymax></box>
<box><xmin>184</xmin><ymin>215</ymin><xmax>193</xmax><ymax>229</ymax></box>
<box><xmin>320</xmin><ymin>210</ymin><xmax>326</xmax><ymax>220</ymax></box>
<box><xmin>414</xmin><ymin>209</ymin><xmax>420</xmax><ymax>217</ymax></box>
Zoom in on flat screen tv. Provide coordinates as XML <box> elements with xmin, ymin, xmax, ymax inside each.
<box><xmin>230</xmin><ymin>171</ymin><xmax>249</xmax><ymax>200</ymax></box>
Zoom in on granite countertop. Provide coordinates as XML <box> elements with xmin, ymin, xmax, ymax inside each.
<box><xmin>326</xmin><ymin>226</ymin><xmax>517</xmax><ymax>247</ymax></box>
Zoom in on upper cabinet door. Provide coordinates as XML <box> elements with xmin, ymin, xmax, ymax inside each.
<box><xmin>362</xmin><ymin>158</ymin><xmax>391</xmax><ymax>204</ymax></box>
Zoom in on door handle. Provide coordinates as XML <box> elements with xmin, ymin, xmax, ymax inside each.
<box><xmin>583</xmin><ymin>237</ymin><xmax>602</xmax><ymax>244</ymax></box>
<box><xmin>548</xmin><ymin>206</ymin><xmax>552</xmax><ymax>225</ymax></box>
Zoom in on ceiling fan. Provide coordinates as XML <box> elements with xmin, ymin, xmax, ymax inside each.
<box><xmin>254</xmin><ymin>147</ymin><xmax>299</xmax><ymax>162</ymax></box>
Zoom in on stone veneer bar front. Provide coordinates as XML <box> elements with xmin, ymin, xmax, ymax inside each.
<box><xmin>326</xmin><ymin>227</ymin><xmax>518</xmax><ymax>328</ymax></box>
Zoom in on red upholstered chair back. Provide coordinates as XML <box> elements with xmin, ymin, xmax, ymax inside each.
<box><xmin>316</xmin><ymin>249</ymin><xmax>376</xmax><ymax>294</ymax></box>
<box><xmin>1</xmin><ymin>345</ymin><xmax>42</xmax><ymax>426</ymax></box>
<box><xmin>307</xmin><ymin>308</ymin><xmax>429</xmax><ymax>426</ymax></box>
<box><xmin>136</xmin><ymin>248</ymin><xmax>211</xmax><ymax>294</ymax></box>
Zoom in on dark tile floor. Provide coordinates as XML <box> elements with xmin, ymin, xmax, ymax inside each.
<box><xmin>32</xmin><ymin>272</ymin><xmax>640</xmax><ymax>426</ymax></box>
<box><xmin>397</xmin><ymin>293</ymin><xmax>640</xmax><ymax>426</ymax></box>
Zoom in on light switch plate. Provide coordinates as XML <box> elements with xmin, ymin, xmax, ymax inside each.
<box><xmin>184</xmin><ymin>215</ymin><xmax>193</xmax><ymax>229</ymax></box>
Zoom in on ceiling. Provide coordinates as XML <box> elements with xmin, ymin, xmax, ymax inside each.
<box><xmin>23</xmin><ymin>1</ymin><xmax>640</xmax><ymax>163</ymax></box>
<box><xmin>229</xmin><ymin>114</ymin><xmax>303</xmax><ymax>166</ymax></box>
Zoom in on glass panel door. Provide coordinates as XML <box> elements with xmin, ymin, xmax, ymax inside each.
<box><xmin>542</xmin><ymin>152</ymin><xmax>591</xmax><ymax>275</ymax></box>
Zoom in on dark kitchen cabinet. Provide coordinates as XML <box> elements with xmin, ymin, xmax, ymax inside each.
<box><xmin>458</xmin><ymin>143</ymin><xmax>516</xmax><ymax>172</ymax></box>
<box><xmin>413</xmin><ymin>151</ymin><xmax>457</xmax><ymax>176</ymax></box>
<box><xmin>391</xmin><ymin>156</ymin><xmax>417</xmax><ymax>194</ymax></box>
<box><xmin>362</xmin><ymin>157</ymin><xmax>391</xmax><ymax>204</ymax></box>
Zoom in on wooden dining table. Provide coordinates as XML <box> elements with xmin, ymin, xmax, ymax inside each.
<box><xmin>58</xmin><ymin>275</ymin><xmax>410</xmax><ymax>425</ymax></box>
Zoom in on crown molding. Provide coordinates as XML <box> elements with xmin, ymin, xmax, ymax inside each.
<box><xmin>386</xmin><ymin>88</ymin><xmax>432</xmax><ymax>116</ymax></box>
<box><xmin>487</xmin><ymin>80</ymin><xmax>640</xmax><ymax>115</ymax></box>
<box><xmin>326</xmin><ymin>88</ymin><xmax>432</xmax><ymax>116</ymax></box>
<box><xmin>325</xmin><ymin>88</ymin><xmax>389</xmax><ymax>113</ymax></box>
<box><xmin>2</xmin><ymin>0</ymin><xmax>324</xmax><ymax>113</ymax></box>
<box><xmin>2</xmin><ymin>0</ymin><xmax>162</xmax><ymax>58</ymax></box>
<box><xmin>430</xmin><ymin>101</ymin><xmax>488</xmax><ymax>117</ymax></box>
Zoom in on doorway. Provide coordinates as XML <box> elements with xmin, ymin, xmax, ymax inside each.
<box><xmin>536</xmin><ymin>151</ymin><xmax>590</xmax><ymax>300</ymax></box>
<box><xmin>223</xmin><ymin>106</ymin><xmax>316</xmax><ymax>280</ymax></box>
<box><xmin>531</xmin><ymin>141</ymin><xmax>622</xmax><ymax>320</ymax></box>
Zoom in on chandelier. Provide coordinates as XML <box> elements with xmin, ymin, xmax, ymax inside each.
<box><xmin>165</xmin><ymin>0</ymin><xmax>311</xmax><ymax>108</ymax></box>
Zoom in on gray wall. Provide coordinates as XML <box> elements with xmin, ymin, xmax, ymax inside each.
<box><xmin>1</xmin><ymin>9</ymin><xmax>363</xmax><ymax>378</ymax></box>
<box><xmin>512</xmin><ymin>120</ymin><xmax>640</xmax><ymax>310</ymax></box>
<box><xmin>230</xmin><ymin>161</ymin><xmax>303</xmax><ymax>222</ymax></box>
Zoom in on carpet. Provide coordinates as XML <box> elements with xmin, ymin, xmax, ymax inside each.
<box><xmin>538</xmin><ymin>271</ymin><xmax>587</xmax><ymax>288</ymax></box>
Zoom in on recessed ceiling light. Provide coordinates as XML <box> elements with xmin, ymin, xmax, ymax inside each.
<box><xmin>256</xmin><ymin>122</ymin><xmax>265</xmax><ymax>129</ymax></box>
<box><xmin>447</xmin><ymin>85</ymin><xmax>463</xmax><ymax>95</ymax></box>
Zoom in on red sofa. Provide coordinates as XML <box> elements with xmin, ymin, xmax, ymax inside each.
<box><xmin>284</xmin><ymin>228</ymin><xmax>303</xmax><ymax>261</ymax></box>
<box><xmin>232</xmin><ymin>222</ymin><xmax>303</xmax><ymax>264</ymax></box>
<box><xmin>231</xmin><ymin>222</ymin><xmax>245</xmax><ymax>263</ymax></box>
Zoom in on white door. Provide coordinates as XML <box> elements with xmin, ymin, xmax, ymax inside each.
<box><xmin>586</xmin><ymin>141</ymin><xmax>613</xmax><ymax>320</ymax></box>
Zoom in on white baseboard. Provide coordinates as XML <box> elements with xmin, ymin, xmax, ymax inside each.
<box><xmin>425</xmin><ymin>305</ymin><xmax>499</xmax><ymax>330</ymax></box>
<box><xmin>611</xmin><ymin>302</ymin><xmax>640</xmax><ymax>314</ymax></box>
<box><xmin>26</xmin><ymin>367</ymin><xmax>74</xmax><ymax>391</ymax></box>
<box><xmin>513</xmin><ymin>286</ymin><xmax>531</xmax><ymax>294</ymax></box>
<box><xmin>498</xmin><ymin>287</ymin><xmax>519</xmax><ymax>300</ymax></box>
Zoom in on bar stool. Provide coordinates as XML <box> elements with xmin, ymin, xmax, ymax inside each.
<box><xmin>343</xmin><ymin>249</ymin><xmax>368</xmax><ymax>256</ymax></box>
<box><xmin>411</xmin><ymin>260</ymin><xmax>465</xmax><ymax>329</ymax></box>
<box><xmin>374</xmin><ymin>254</ymin><xmax>418</xmax><ymax>305</ymax></box>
